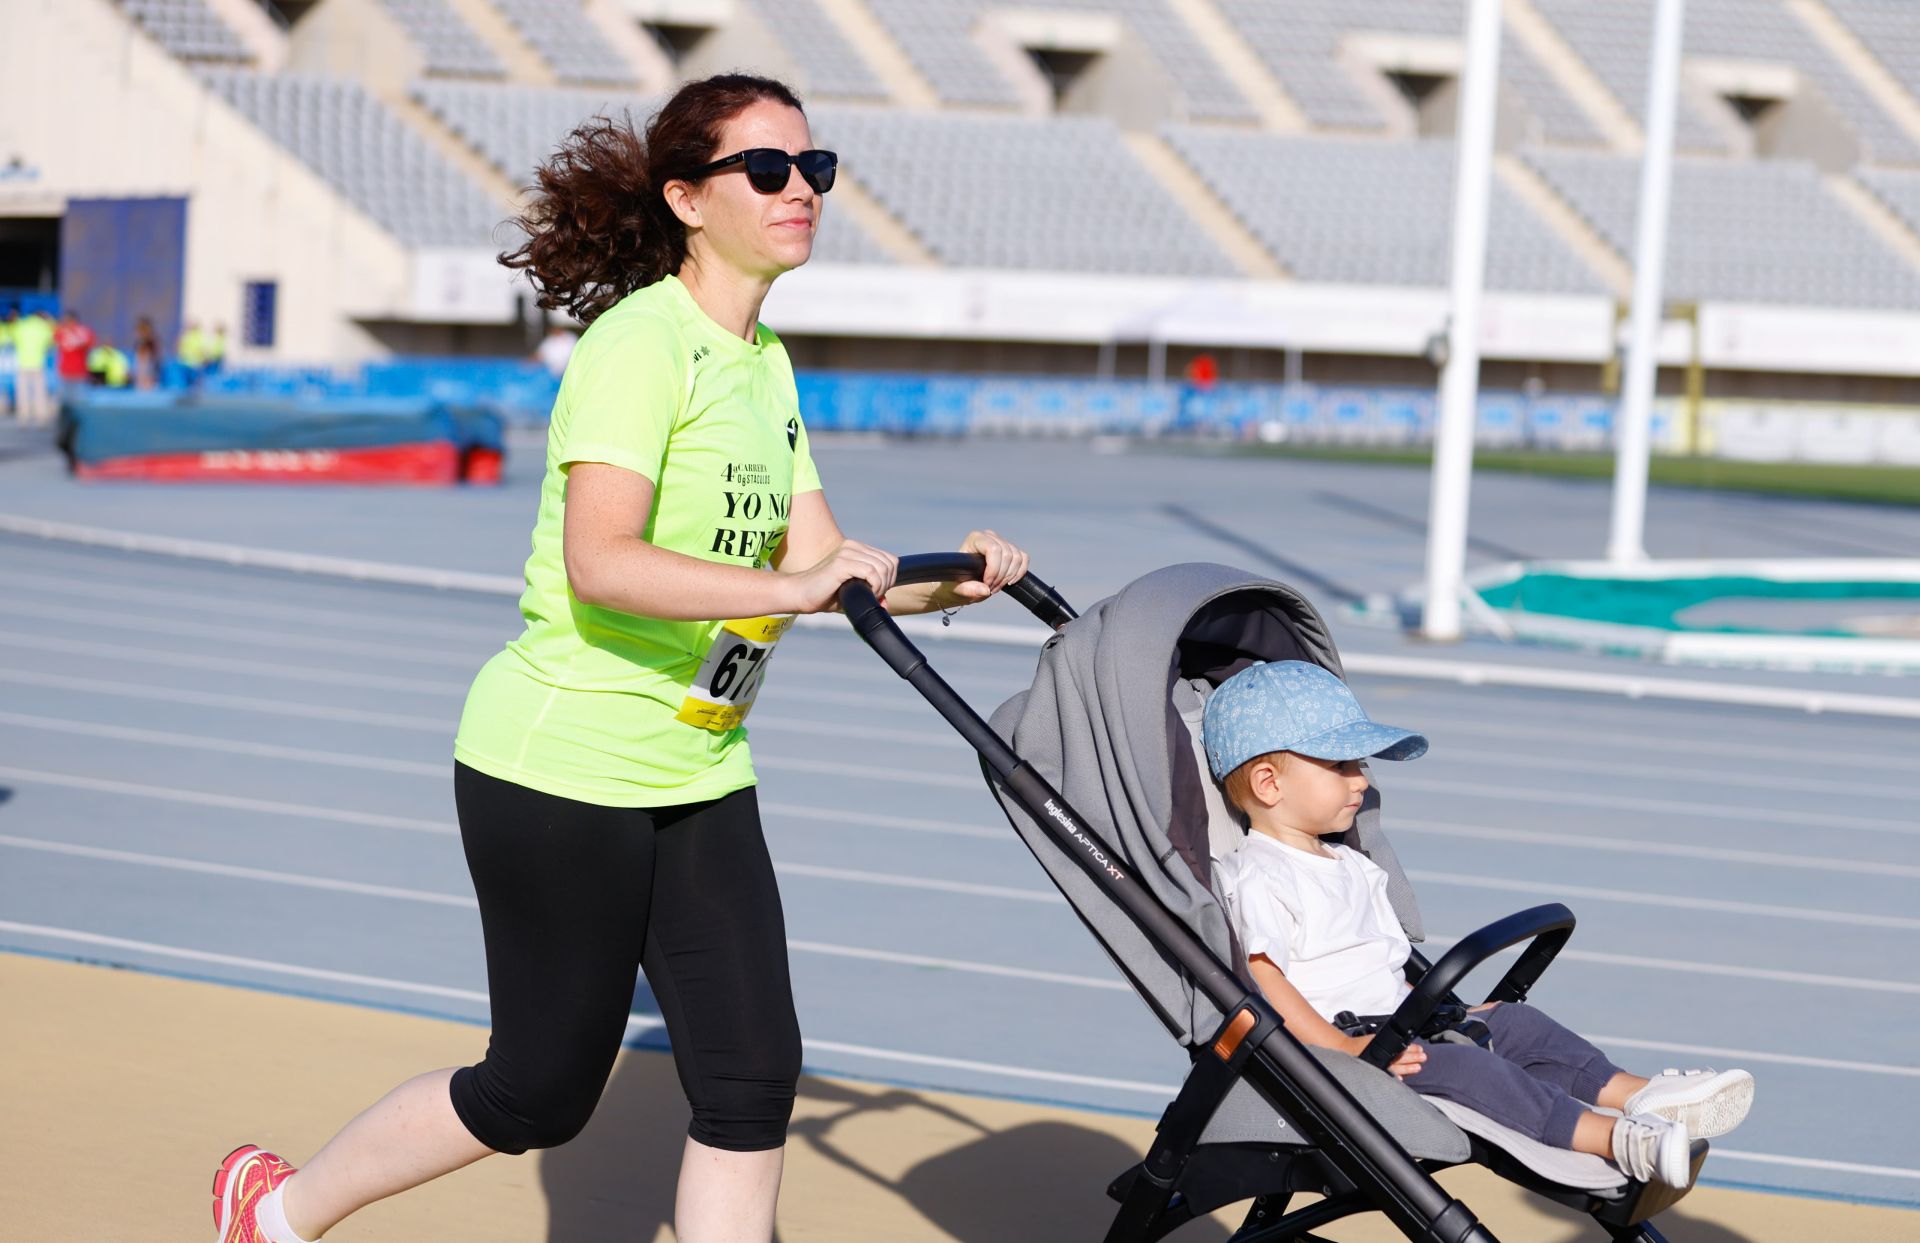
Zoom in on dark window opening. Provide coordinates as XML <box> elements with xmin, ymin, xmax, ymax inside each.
<box><xmin>1725</xmin><ymin>93</ymin><xmax>1783</xmax><ymax>126</ymax></box>
<box><xmin>1386</xmin><ymin>70</ymin><xmax>1451</xmax><ymax>109</ymax></box>
<box><xmin>1025</xmin><ymin>47</ymin><xmax>1100</xmax><ymax>107</ymax></box>
<box><xmin>644</xmin><ymin>23</ymin><xmax>710</xmax><ymax>65</ymax></box>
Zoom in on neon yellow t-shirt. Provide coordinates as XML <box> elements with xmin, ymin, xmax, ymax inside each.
<box><xmin>454</xmin><ymin>275</ymin><xmax>821</xmax><ymax>807</ymax></box>
<box><xmin>11</xmin><ymin>315</ymin><xmax>53</xmax><ymax>370</ymax></box>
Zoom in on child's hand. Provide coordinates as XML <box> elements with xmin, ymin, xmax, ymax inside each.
<box><xmin>1340</xmin><ymin>1034</ymin><xmax>1427</xmax><ymax>1077</ymax></box>
<box><xmin>1386</xmin><ymin>1042</ymin><xmax>1427</xmax><ymax>1079</ymax></box>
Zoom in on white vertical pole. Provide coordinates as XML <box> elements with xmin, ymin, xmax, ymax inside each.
<box><xmin>1608</xmin><ymin>0</ymin><xmax>1685</xmax><ymax>565</ymax></box>
<box><xmin>1422</xmin><ymin>0</ymin><xmax>1503</xmax><ymax>641</ymax></box>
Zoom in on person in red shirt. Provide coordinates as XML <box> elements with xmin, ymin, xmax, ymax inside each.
<box><xmin>54</xmin><ymin>311</ymin><xmax>96</xmax><ymax>384</ymax></box>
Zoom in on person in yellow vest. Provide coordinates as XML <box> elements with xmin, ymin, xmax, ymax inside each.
<box><xmin>207</xmin><ymin>322</ymin><xmax>229</xmax><ymax>373</ymax></box>
<box><xmin>10</xmin><ymin>310</ymin><xmax>56</xmax><ymax>426</ymax></box>
<box><xmin>210</xmin><ymin>74</ymin><xmax>1031</xmax><ymax>1243</ymax></box>
<box><xmin>178</xmin><ymin>319</ymin><xmax>209</xmax><ymax>374</ymax></box>
<box><xmin>87</xmin><ymin>344</ymin><xmax>130</xmax><ymax>388</ymax></box>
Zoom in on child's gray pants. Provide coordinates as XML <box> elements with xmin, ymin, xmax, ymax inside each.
<box><xmin>1408</xmin><ymin>1002</ymin><xmax>1623</xmax><ymax>1148</ymax></box>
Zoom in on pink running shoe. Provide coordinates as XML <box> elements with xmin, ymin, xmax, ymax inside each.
<box><xmin>212</xmin><ymin>1144</ymin><xmax>297</xmax><ymax>1243</ymax></box>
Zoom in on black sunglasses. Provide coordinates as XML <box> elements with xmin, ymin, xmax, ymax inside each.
<box><xmin>685</xmin><ymin>147</ymin><xmax>837</xmax><ymax>195</ymax></box>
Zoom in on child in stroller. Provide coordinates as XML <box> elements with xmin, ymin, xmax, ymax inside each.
<box><xmin>1202</xmin><ymin>660</ymin><xmax>1756</xmax><ymax>1190</ymax></box>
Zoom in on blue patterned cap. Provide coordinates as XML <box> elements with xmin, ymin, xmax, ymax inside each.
<box><xmin>1201</xmin><ymin>660</ymin><xmax>1428</xmax><ymax>780</ymax></box>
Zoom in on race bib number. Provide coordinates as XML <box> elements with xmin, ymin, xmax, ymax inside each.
<box><xmin>674</xmin><ymin>614</ymin><xmax>793</xmax><ymax>732</ymax></box>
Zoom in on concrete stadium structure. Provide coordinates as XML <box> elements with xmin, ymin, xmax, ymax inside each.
<box><xmin>10</xmin><ymin>0</ymin><xmax>1920</xmax><ymax>419</ymax></box>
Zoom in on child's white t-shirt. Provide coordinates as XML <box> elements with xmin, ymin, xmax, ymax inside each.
<box><xmin>1217</xmin><ymin>834</ymin><xmax>1412</xmax><ymax>1023</ymax></box>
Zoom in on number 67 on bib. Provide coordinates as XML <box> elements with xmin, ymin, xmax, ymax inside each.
<box><xmin>675</xmin><ymin>614</ymin><xmax>794</xmax><ymax>732</ymax></box>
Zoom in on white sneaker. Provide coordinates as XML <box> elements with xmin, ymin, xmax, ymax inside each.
<box><xmin>1625</xmin><ymin>1068</ymin><xmax>1754</xmax><ymax>1139</ymax></box>
<box><xmin>1611</xmin><ymin>1113</ymin><xmax>1692</xmax><ymax>1188</ymax></box>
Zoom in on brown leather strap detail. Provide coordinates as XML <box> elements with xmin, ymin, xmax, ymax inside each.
<box><xmin>1211</xmin><ymin>1007</ymin><xmax>1257</xmax><ymax>1061</ymax></box>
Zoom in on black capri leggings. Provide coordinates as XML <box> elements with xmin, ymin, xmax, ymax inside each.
<box><xmin>448</xmin><ymin>762</ymin><xmax>802</xmax><ymax>1155</ymax></box>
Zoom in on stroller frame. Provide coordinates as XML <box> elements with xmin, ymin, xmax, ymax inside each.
<box><xmin>839</xmin><ymin>555</ymin><xmax>1704</xmax><ymax>1243</ymax></box>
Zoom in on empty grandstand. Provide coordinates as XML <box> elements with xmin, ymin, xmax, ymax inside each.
<box><xmin>9</xmin><ymin>0</ymin><xmax>1920</xmax><ymax>455</ymax></box>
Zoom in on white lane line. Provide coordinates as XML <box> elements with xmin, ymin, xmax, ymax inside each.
<box><xmin>777</xmin><ymin>750</ymin><xmax>1920</xmax><ymax>842</ymax></box>
<box><xmin>0</xmin><ymin>514</ymin><xmax>525</xmax><ymax>594</ymax></box>
<box><xmin>0</xmin><ymin>566</ymin><xmax>511</xmax><ymax>641</ymax></box>
<box><xmin>761</xmin><ymin>801</ymin><xmax>1004</xmax><ymax>841</ymax></box>
<box><xmin>1392</xmin><ymin>818</ymin><xmax>1920</xmax><ymax>881</ymax></box>
<box><xmin>1414</xmin><ymin>750</ymin><xmax>1911</xmax><ymax>801</ymax></box>
<box><xmin>1426</xmin><ymin>936</ymin><xmax>1920</xmax><ymax>996</ymax></box>
<box><xmin>0</xmin><ymin>837</ymin><xmax>1098</xmax><ymax>985</ymax></box>
<box><xmin>1702</xmin><ymin>1151</ymin><xmax>1920</xmax><ymax>1180</ymax></box>
<box><xmin>1364</xmin><ymin>674</ymin><xmax>1920</xmax><ymax>739</ymax></box>
<box><xmin>773</xmin><ymin>862</ymin><xmax>1059</xmax><ymax>903</ymax></box>
<box><xmin>0</xmin><ymin>668</ymin><xmax>452</xmax><ymax>732</ymax></box>
<box><xmin>1391</xmin><ymin>775</ymin><xmax>1920</xmax><ymax>838</ymax></box>
<box><xmin>0</xmin><ymin>920</ymin><xmax>489</xmax><ymax>1003</ymax></box>
<box><xmin>0</xmin><ymin>631</ymin><xmax>467</xmax><ymax>696</ymax></box>
<box><xmin>764</xmin><ymin>803</ymin><xmax>1919</xmax><ymax>922</ymax></box>
<box><xmin>1583</xmin><ymin>1035</ymin><xmax>1920</xmax><ymax>1080</ymax></box>
<box><xmin>0</xmin><ymin>765</ymin><xmax>456</xmax><ymax>834</ymax></box>
<box><xmin>752</xmin><ymin>754</ymin><xmax>981</xmax><ymax>790</ymax></box>
<box><xmin>0</xmin><ymin>835</ymin><xmax>478</xmax><ymax>906</ymax></box>
<box><xmin>1395</xmin><ymin>715</ymin><xmax>1910</xmax><ymax>775</ymax></box>
<box><xmin>749</xmin><ymin>713</ymin><xmax>969</xmax><ymax>750</ymax></box>
<box><xmin>1407</xmin><ymin>870</ymin><xmax>1920</xmax><ymax>932</ymax></box>
<box><xmin>0</xmin><ymin>710</ymin><xmax>450</xmax><ymax>776</ymax></box>
<box><xmin>794</xmin><ymin>1039</ymin><xmax>1175</xmax><ymax>1096</ymax></box>
<box><xmin>0</xmin><ymin>597</ymin><xmax>486</xmax><ymax>668</ymax></box>
<box><xmin>1342</xmin><ymin>651</ymin><xmax>1920</xmax><ymax>721</ymax></box>
<box><xmin>785</xmin><ymin>940</ymin><xmax>1129</xmax><ymax>990</ymax></box>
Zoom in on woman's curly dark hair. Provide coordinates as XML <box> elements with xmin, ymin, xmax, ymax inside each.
<box><xmin>500</xmin><ymin>74</ymin><xmax>806</xmax><ymax>325</ymax></box>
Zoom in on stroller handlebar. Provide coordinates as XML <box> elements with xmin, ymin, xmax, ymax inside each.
<box><xmin>1360</xmin><ymin>903</ymin><xmax>1576</xmax><ymax>1072</ymax></box>
<box><xmin>839</xmin><ymin>552</ymin><xmax>1077</xmax><ymax>631</ymax></box>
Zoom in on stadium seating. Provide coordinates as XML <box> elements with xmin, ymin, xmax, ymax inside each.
<box><xmin>1534</xmin><ymin>0</ymin><xmax>1919</xmax><ymax>164</ymax></box>
<box><xmin>1215</xmin><ymin>0</ymin><xmax>1600</xmax><ymax>147</ymax></box>
<box><xmin>1164</xmin><ymin>128</ymin><xmax>1603</xmax><ymax>292</ymax></box>
<box><xmin>862</xmin><ymin>0</ymin><xmax>1254</xmax><ymax>120</ymax></box>
<box><xmin>483</xmin><ymin>0</ymin><xmax>638</xmax><ymax>85</ymax></box>
<box><xmin>202</xmin><ymin>70</ymin><xmax>505</xmax><ymax>247</ymax></box>
<box><xmin>119</xmin><ymin>0</ymin><xmax>252</xmax><ymax>63</ymax></box>
<box><xmin>1850</xmin><ymin>164</ymin><xmax>1920</xmax><ymax>239</ymax></box>
<box><xmin>1826</xmin><ymin>0</ymin><xmax>1920</xmax><ymax>111</ymax></box>
<box><xmin>742</xmin><ymin>0</ymin><xmax>889</xmax><ymax>101</ymax></box>
<box><xmin>1522</xmin><ymin>147</ymin><xmax>1920</xmax><ymax>307</ymax></box>
<box><xmin>378</xmin><ymin>0</ymin><xmax>506</xmax><ymax>79</ymax></box>
<box><xmin>414</xmin><ymin>80</ymin><xmax>647</xmax><ymax>180</ymax></box>
<box><xmin>413</xmin><ymin>81</ymin><xmax>889</xmax><ymax>262</ymax></box>
<box><xmin>811</xmin><ymin>107</ymin><xmax>1237</xmax><ymax>274</ymax></box>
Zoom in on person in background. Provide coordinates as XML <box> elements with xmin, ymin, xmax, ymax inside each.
<box><xmin>10</xmin><ymin>309</ymin><xmax>56</xmax><ymax>425</ymax></box>
<box><xmin>132</xmin><ymin>316</ymin><xmax>161</xmax><ymax>390</ymax></box>
<box><xmin>55</xmin><ymin>310</ymin><xmax>96</xmax><ymax>390</ymax></box>
<box><xmin>533</xmin><ymin>321</ymin><xmax>578</xmax><ymax>378</ymax></box>
<box><xmin>87</xmin><ymin>343</ymin><xmax>131</xmax><ymax>388</ymax></box>
<box><xmin>207</xmin><ymin>322</ymin><xmax>229</xmax><ymax>374</ymax></box>
<box><xmin>178</xmin><ymin>319</ymin><xmax>209</xmax><ymax>380</ymax></box>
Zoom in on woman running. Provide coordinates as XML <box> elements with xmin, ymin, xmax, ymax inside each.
<box><xmin>212</xmin><ymin>73</ymin><xmax>1030</xmax><ymax>1243</ymax></box>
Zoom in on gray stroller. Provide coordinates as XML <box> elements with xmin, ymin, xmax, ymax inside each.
<box><xmin>841</xmin><ymin>557</ymin><xmax>1707</xmax><ymax>1243</ymax></box>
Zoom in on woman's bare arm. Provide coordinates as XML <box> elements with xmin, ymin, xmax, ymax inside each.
<box><xmin>563</xmin><ymin>464</ymin><xmax>893</xmax><ymax>619</ymax></box>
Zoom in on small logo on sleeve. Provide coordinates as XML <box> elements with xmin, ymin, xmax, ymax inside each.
<box><xmin>786</xmin><ymin>417</ymin><xmax>799</xmax><ymax>451</ymax></box>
